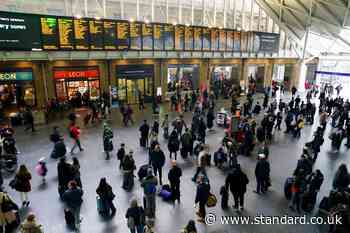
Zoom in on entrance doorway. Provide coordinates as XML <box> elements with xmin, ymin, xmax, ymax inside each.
<box><xmin>248</xmin><ymin>65</ymin><xmax>265</xmax><ymax>92</ymax></box>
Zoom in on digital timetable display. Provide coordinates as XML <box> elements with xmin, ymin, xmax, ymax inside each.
<box><xmin>175</xmin><ymin>25</ymin><xmax>185</xmax><ymax>50</ymax></box>
<box><xmin>58</xmin><ymin>18</ymin><xmax>74</xmax><ymax>50</ymax></box>
<box><xmin>202</xmin><ymin>28</ymin><xmax>211</xmax><ymax>51</ymax></box>
<box><xmin>40</xmin><ymin>17</ymin><xmax>58</xmax><ymax>50</ymax></box>
<box><xmin>103</xmin><ymin>20</ymin><xmax>116</xmax><ymax>50</ymax></box>
<box><xmin>142</xmin><ymin>23</ymin><xmax>153</xmax><ymax>50</ymax></box>
<box><xmin>184</xmin><ymin>26</ymin><xmax>193</xmax><ymax>51</ymax></box>
<box><xmin>74</xmin><ymin>18</ymin><xmax>89</xmax><ymax>50</ymax></box>
<box><xmin>89</xmin><ymin>20</ymin><xmax>104</xmax><ymax>50</ymax></box>
<box><xmin>193</xmin><ymin>27</ymin><xmax>202</xmax><ymax>51</ymax></box>
<box><xmin>153</xmin><ymin>24</ymin><xmax>163</xmax><ymax>50</ymax></box>
<box><xmin>219</xmin><ymin>30</ymin><xmax>226</xmax><ymax>51</ymax></box>
<box><xmin>130</xmin><ymin>22</ymin><xmax>141</xmax><ymax>50</ymax></box>
<box><xmin>226</xmin><ymin>30</ymin><xmax>234</xmax><ymax>51</ymax></box>
<box><xmin>163</xmin><ymin>25</ymin><xmax>174</xmax><ymax>50</ymax></box>
<box><xmin>116</xmin><ymin>21</ymin><xmax>129</xmax><ymax>50</ymax></box>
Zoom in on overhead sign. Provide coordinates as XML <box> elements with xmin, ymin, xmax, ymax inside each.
<box><xmin>54</xmin><ymin>69</ymin><xmax>100</xmax><ymax>79</ymax></box>
<box><xmin>254</xmin><ymin>32</ymin><xmax>280</xmax><ymax>52</ymax></box>
<box><xmin>0</xmin><ymin>71</ymin><xmax>33</xmax><ymax>81</ymax></box>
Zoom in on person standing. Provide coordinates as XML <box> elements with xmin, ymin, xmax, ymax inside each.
<box><xmin>206</xmin><ymin>108</ymin><xmax>215</xmax><ymax>131</ymax></box>
<box><xmin>168</xmin><ymin>160</ymin><xmax>182</xmax><ymax>203</ymax></box>
<box><xmin>181</xmin><ymin>128</ymin><xmax>194</xmax><ymax>158</ymax></box>
<box><xmin>13</xmin><ymin>164</ymin><xmax>32</xmax><ymax>207</ymax></box>
<box><xmin>24</xmin><ymin>107</ymin><xmax>35</xmax><ymax>132</ymax></box>
<box><xmin>161</xmin><ymin>114</ymin><xmax>169</xmax><ymax>139</ymax></box>
<box><xmin>168</xmin><ymin>130</ymin><xmax>180</xmax><ymax>160</ymax></box>
<box><xmin>254</xmin><ymin>154</ymin><xmax>270</xmax><ymax>194</ymax></box>
<box><xmin>117</xmin><ymin>143</ymin><xmax>126</xmax><ymax>169</ymax></box>
<box><xmin>139</xmin><ymin>120</ymin><xmax>150</xmax><ymax>148</ymax></box>
<box><xmin>332</xmin><ymin>164</ymin><xmax>350</xmax><ymax>191</ymax></box>
<box><xmin>20</xmin><ymin>213</ymin><xmax>43</xmax><ymax>233</ymax></box>
<box><xmin>57</xmin><ymin>157</ymin><xmax>74</xmax><ymax>198</ymax></box>
<box><xmin>225</xmin><ymin>164</ymin><xmax>249</xmax><ymax>211</ymax></box>
<box><xmin>194</xmin><ymin>175</ymin><xmax>210</xmax><ymax>223</ymax></box>
<box><xmin>125</xmin><ymin>199</ymin><xmax>145</xmax><ymax>233</ymax></box>
<box><xmin>69</xmin><ymin>122</ymin><xmax>83</xmax><ymax>154</ymax></box>
<box><xmin>150</xmin><ymin>144</ymin><xmax>165</xmax><ymax>185</ymax></box>
<box><xmin>102</xmin><ymin>123</ymin><xmax>114</xmax><ymax>160</ymax></box>
<box><xmin>121</xmin><ymin>150</ymin><xmax>136</xmax><ymax>191</ymax></box>
<box><xmin>141</xmin><ymin>169</ymin><xmax>158</xmax><ymax>219</ymax></box>
<box><xmin>72</xmin><ymin>157</ymin><xmax>82</xmax><ymax>188</ymax></box>
<box><xmin>96</xmin><ymin>177</ymin><xmax>116</xmax><ymax>216</ymax></box>
<box><xmin>62</xmin><ymin>180</ymin><xmax>84</xmax><ymax>229</ymax></box>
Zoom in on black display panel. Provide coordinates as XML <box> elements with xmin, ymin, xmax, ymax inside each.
<box><xmin>103</xmin><ymin>20</ymin><xmax>116</xmax><ymax>50</ymax></box>
<box><xmin>193</xmin><ymin>27</ymin><xmax>202</xmax><ymax>51</ymax></box>
<box><xmin>40</xmin><ymin>16</ymin><xmax>58</xmax><ymax>50</ymax></box>
<box><xmin>202</xmin><ymin>27</ymin><xmax>211</xmax><ymax>51</ymax></box>
<box><xmin>226</xmin><ymin>30</ymin><xmax>234</xmax><ymax>51</ymax></box>
<box><xmin>175</xmin><ymin>25</ymin><xmax>185</xmax><ymax>50</ymax></box>
<box><xmin>164</xmin><ymin>24</ymin><xmax>174</xmax><ymax>50</ymax></box>
<box><xmin>117</xmin><ymin>21</ymin><xmax>129</xmax><ymax>50</ymax></box>
<box><xmin>254</xmin><ymin>32</ymin><xmax>280</xmax><ymax>52</ymax></box>
<box><xmin>89</xmin><ymin>20</ymin><xmax>104</xmax><ymax>50</ymax></box>
<box><xmin>211</xmin><ymin>28</ymin><xmax>219</xmax><ymax>51</ymax></box>
<box><xmin>153</xmin><ymin>24</ymin><xmax>164</xmax><ymax>50</ymax></box>
<box><xmin>142</xmin><ymin>23</ymin><xmax>153</xmax><ymax>50</ymax></box>
<box><xmin>219</xmin><ymin>29</ymin><xmax>226</xmax><ymax>51</ymax></box>
<box><xmin>74</xmin><ymin>18</ymin><xmax>89</xmax><ymax>50</ymax></box>
<box><xmin>234</xmin><ymin>31</ymin><xmax>240</xmax><ymax>51</ymax></box>
<box><xmin>184</xmin><ymin>26</ymin><xmax>193</xmax><ymax>51</ymax></box>
<box><xmin>58</xmin><ymin>17</ymin><xmax>74</xmax><ymax>50</ymax></box>
<box><xmin>0</xmin><ymin>11</ymin><xmax>41</xmax><ymax>50</ymax></box>
<box><xmin>129</xmin><ymin>22</ymin><xmax>141</xmax><ymax>50</ymax></box>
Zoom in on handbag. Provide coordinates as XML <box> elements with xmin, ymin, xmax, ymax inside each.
<box><xmin>206</xmin><ymin>193</ymin><xmax>217</xmax><ymax>207</ymax></box>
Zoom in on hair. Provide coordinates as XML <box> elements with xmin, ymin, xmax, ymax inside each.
<box><xmin>18</xmin><ymin>165</ymin><xmax>30</xmax><ymax>176</ymax></box>
<box><xmin>185</xmin><ymin>220</ymin><xmax>197</xmax><ymax>232</ymax></box>
<box><xmin>99</xmin><ymin>177</ymin><xmax>107</xmax><ymax>187</ymax></box>
<box><xmin>68</xmin><ymin>180</ymin><xmax>77</xmax><ymax>189</ymax></box>
<box><xmin>26</xmin><ymin>213</ymin><xmax>36</xmax><ymax>222</ymax></box>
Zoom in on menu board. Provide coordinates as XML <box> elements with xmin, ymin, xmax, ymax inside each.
<box><xmin>226</xmin><ymin>30</ymin><xmax>234</xmax><ymax>51</ymax></box>
<box><xmin>184</xmin><ymin>26</ymin><xmax>193</xmax><ymax>50</ymax></box>
<box><xmin>219</xmin><ymin>30</ymin><xmax>226</xmax><ymax>51</ymax></box>
<box><xmin>142</xmin><ymin>23</ymin><xmax>153</xmax><ymax>50</ymax></box>
<box><xmin>233</xmin><ymin>31</ymin><xmax>241</xmax><ymax>51</ymax></box>
<box><xmin>58</xmin><ymin>18</ymin><xmax>74</xmax><ymax>50</ymax></box>
<box><xmin>130</xmin><ymin>22</ymin><xmax>141</xmax><ymax>50</ymax></box>
<box><xmin>74</xmin><ymin>18</ymin><xmax>89</xmax><ymax>50</ymax></box>
<box><xmin>153</xmin><ymin>24</ymin><xmax>163</xmax><ymax>50</ymax></box>
<box><xmin>193</xmin><ymin>27</ymin><xmax>202</xmax><ymax>51</ymax></box>
<box><xmin>211</xmin><ymin>29</ymin><xmax>219</xmax><ymax>51</ymax></box>
<box><xmin>202</xmin><ymin>28</ymin><xmax>211</xmax><ymax>51</ymax></box>
<box><xmin>116</xmin><ymin>21</ymin><xmax>129</xmax><ymax>50</ymax></box>
<box><xmin>175</xmin><ymin>25</ymin><xmax>185</xmax><ymax>50</ymax></box>
<box><xmin>240</xmin><ymin>31</ymin><xmax>248</xmax><ymax>52</ymax></box>
<box><xmin>40</xmin><ymin>16</ymin><xmax>58</xmax><ymax>50</ymax></box>
<box><xmin>164</xmin><ymin>24</ymin><xmax>174</xmax><ymax>50</ymax></box>
<box><xmin>103</xmin><ymin>20</ymin><xmax>116</xmax><ymax>50</ymax></box>
<box><xmin>89</xmin><ymin>20</ymin><xmax>104</xmax><ymax>50</ymax></box>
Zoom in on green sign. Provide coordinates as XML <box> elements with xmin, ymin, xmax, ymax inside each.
<box><xmin>0</xmin><ymin>71</ymin><xmax>33</xmax><ymax>81</ymax></box>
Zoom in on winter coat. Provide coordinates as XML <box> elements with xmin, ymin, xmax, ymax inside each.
<box><xmin>20</xmin><ymin>220</ymin><xmax>43</xmax><ymax>233</ymax></box>
<box><xmin>333</xmin><ymin>172</ymin><xmax>350</xmax><ymax>191</ymax></box>
<box><xmin>121</xmin><ymin>156</ymin><xmax>136</xmax><ymax>173</ymax></box>
<box><xmin>195</xmin><ymin>182</ymin><xmax>210</xmax><ymax>204</ymax></box>
<box><xmin>57</xmin><ymin>161</ymin><xmax>74</xmax><ymax>187</ymax></box>
<box><xmin>168</xmin><ymin>166</ymin><xmax>182</xmax><ymax>185</ymax></box>
<box><xmin>168</xmin><ymin>135</ymin><xmax>180</xmax><ymax>153</ymax></box>
<box><xmin>225</xmin><ymin>169</ymin><xmax>249</xmax><ymax>194</ymax></box>
<box><xmin>15</xmin><ymin>172</ymin><xmax>32</xmax><ymax>193</ymax></box>
<box><xmin>103</xmin><ymin>126</ymin><xmax>114</xmax><ymax>152</ymax></box>
<box><xmin>141</xmin><ymin>175</ymin><xmax>158</xmax><ymax>195</ymax></box>
<box><xmin>206</xmin><ymin>111</ymin><xmax>215</xmax><ymax>129</ymax></box>
<box><xmin>96</xmin><ymin>184</ymin><xmax>115</xmax><ymax>201</ymax></box>
<box><xmin>0</xmin><ymin>192</ymin><xmax>18</xmax><ymax>226</ymax></box>
<box><xmin>62</xmin><ymin>187</ymin><xmax>83</xmax><ymax>209</ymax></box>
<box><xmin>150</xmin><ymin>150</ymin><xmax>166</xmax><ymax>168</ymax></box>
<box><xmin>126</xmin><ymin>207</ymin><xmax>145</xmax><ymax>227</ymax></box>
<box><xmin>69</xmin><ymin>125</ymin><xmax>80</xmax><ymax>139</ymax></box>
<box><xmin>139</xmin><ymin>124</ymin><xmax>150</xmax><ymax>138</ymax></box>
<box><xmin>181</xmin><ymin>132</ymin><xmax>193</xmax><ymax>148</ymax></box>
<box><xmin>51</xmin><ymin>141</ymin><xmax>67</xmax><ymax>158</ymax></box>
<box><xmin>255</xmin><ymin>159</ymin><xmax>270</xmax><ymax>179</ymax></box>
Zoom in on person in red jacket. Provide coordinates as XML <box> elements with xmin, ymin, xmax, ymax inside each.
<box><xmin>69</xmin><ymin>122</ymin><xmax>83</xmax><ymax>154</ymax></box>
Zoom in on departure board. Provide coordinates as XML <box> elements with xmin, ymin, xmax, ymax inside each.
<box><xmin>234</xmin><ymin>31</ymin><xmax>240</xmax><ymax>51</ymax></box>
<box><xmin>211</xmin><ymin>29</ymin><xmax>219</xmax><ymax>51</ymax></box>
<box><xmin>226</xmin><ymin>30</ymin><xmax>234</xmax><ymax>51</ymax></box>
<box><xmin>89</xmin><ymin>20</ymin><xmax>103</xmax><ymax>50</ymax></box>
<box><xmin>193</xmin><ymin>27</ymin><xmax>202</xmax><ymax>51</ymax></box>
<box><xmin>142</xmin><ymin>23</ymin><xmax>153</xmax><ymax>50</ymax></box>
<box><xmin>184</xmin><ymin>26</ymin><xmax>193</xmax><ymax>50</ymax></box>
<box><xmin>202</xmin><ymin>28</ymin><xmax>211</xmax><ymax>51</ymax></box>
<box><xmin>103</xmin><ymin>20</ymin><xmax>116</xmax><ymax>50</ymax></box>
<box><xmin>117</xmin><ymin>21</ymin><xmax>129</xmax><ymax>50</ymax></box>
<box><xmin>175</xmin><ymin>25</ymin><xmax>185</xmax><ymax>50</ymax></box>
<box><xmin>40</xmin><ymin>16</ymin><xmax>58</xmax><ymax>50</ymax></box>
<box><xmin>130</xmin><ymin>22</ymin><xmax>141</xmax><ymax>50</ymax></box>
<box><xmin>153</xmin><ymin>24</ymin><xmax>163</xmax><ymax>50</ymax></box>
<box><xmin>219</xmin><ymin>30</ymin><xmax>226</xmax><ymax>51</ymax></box>
<box><xmin>58</xmin><ymin>18</ymin><xmax>74</xmax><ymax>50</ymax></box>
<box><xmin>163</xmin><ymin>24</ymin><xmax>174</xmax><ymax>50</ymax></box>
<box><xmin>240</xmin><ymin>31</ymin><xmax>248</xmax><ymax>52</ymax></box>
<box><xmin>74</xmin><ymin>18</ymin><xmax>89</xmax><ymax>50</ymax></box>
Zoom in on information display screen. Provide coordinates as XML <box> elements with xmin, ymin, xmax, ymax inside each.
<box><xmin>175</xmin><ymin>25</ymin><xmax>185</xmax><ymax>50</ymax></box>
<box><xmin>58</xmin><ymin>17</ymin><xmax>74</xmax><ymax>50</ymax></box>
<box><xmin>130</xmin><ymin>22</ymin><xmax>141</xmax><ymax>50</ymax></box>
<box><xmin>211</xmin><ymin>28</ymin><xmax>219</xmax><ymax>51</ymax></box>
<box><xmin>240</xmin><ymin>31</ymin><xmax>248</xmax><ymax>52</ymax></box>
<box><xmin>233</xmin><ymin>31</ymin><xmax>241</xmax><ymax>51</ymax></box>
<box><xmin>219</xmin><ymin>29</ymin><xmax>226</xmax><ymax>51</ymax></box>
<box><xmin>164</xmin><ymin>24</ymin><xmax>174</xmax><ymax>50</ymax></box>
<box><xmin>226</xmin><ymin>30</ymin><xmax>234</xmax><ymax>51</ymax></box>
<box><xmin>103</xmin><ymin>20</ymin><xmax>116</xmax><ymax>50</ymax></box>
<box><xmin>142</xmin><ymin>23</ymin><xmax>153</xmax><ymax>50</ymax></box>
<box><xmin>184</xmin><ymin>26</ymin><xmax>193</xmax><ymax>51</ymax></box>
<box><xmin>40</xmin><ymin>16</ymin><xmax>58</xmax><ymax>50</ymax></box>
<box><xmin>116</xmin><ymin>21</ymin><xmax>129</xmax><ymax>50</ymax></box>
<box><xmin>89</xmin><ymin>19</ymin><xmax>104</xmax><ymax>50</ymax></box>
<box><xmin>202</xmin><ymin>28</ymin><xmax>211</xmax><ymax>51</ymax></box>
<box><xmin>74</xmin><ymin>18</ymin><xmax>89</xmax><ymax>50</ymax></box>
<box><xmin>193</xmin><ymin>27</ymin><xmax>202</xmax><ymax>51</ymax></box>
<box><xmin>153</xmin><ymin>24</ymin><xmax>164</xmax><ymax>50</ymax></box>
<box><xmin>0</xmin><ymin>11</ymin><xmax>41</xmax><ymax>50</ymax></box>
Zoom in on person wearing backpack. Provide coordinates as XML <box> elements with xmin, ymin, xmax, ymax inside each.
<box><xmin>126</xmin><ymin>199</ymin><xmax>145</xmax><ymax>233</ymax></box>
<box><xmin>20</xmin><ymin>213</ymin><xmax>43</xmax><ymax>233</ymax></box>
<box><xmin>194</xmin><ymin>175</ymin><xmax>210</xmax><ymax>223</ymax></box>
<box><xmin>141</xmin><ymin>169</ymin><xmax>158</xmax><ymax>219</ymax></box>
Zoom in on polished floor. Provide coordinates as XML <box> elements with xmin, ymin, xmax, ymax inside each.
<box><xmin>3</xmin><ymin>94</ymin><xmax>350</xmax><ymax>233</ymax></box>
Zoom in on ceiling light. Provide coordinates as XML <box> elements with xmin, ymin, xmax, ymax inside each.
<box><xmin>172</xmin><ymin>21</ymin><xmax>177</xmax><ymax>25</ymax></box>
<box><xmin>75</xmin><ymin>15</ymin><xmax>82</xmax><ymax>19</ymax></box>
<box><xmin>129</xmin><ymin>18</ymin><xmax>134</xmax><ymax>22</ymax></box>
<box><xmin>95</xmin><ymin>16</ymin><xmax>101</xmax><ymax>20</ymax></box>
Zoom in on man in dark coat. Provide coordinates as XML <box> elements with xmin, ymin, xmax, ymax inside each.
<box><xmin>195</xmin><ymin>175</ymin><xmax>210</xmax><ymax>223</ymax></box>
<box><xmin>150</xmin><ymin>144</ymin><xmax>166</xmax><ymax>185</ymax></box>
<box><xmin>181</xmin><ymin>128</ymin><xmax>194</xmax><ymax>158</ymax></box>
<box><xmin>197</xmin><ymin>117</ymin><xmax>207</xmax><ymax>143</ymax></box>
<box><xmin>57</xmin><ymin>157</ymin><xmax>74</xmax><ymax>198</ymax></box>
<box><xmin>139</xmin><ymin>120</ymin><xmax>150</xmax><ymax>147</ymax></box>
<box><xmin>225</xmin><ymin>164</ymin><xmax>249</xmax><ymax>211</ymax></box>
<box><xmin>254</xmin><ymin>154</ymin><xmax>270</xmax><ymax>194</ymax></box>
<box><xmin>168</xmin><ymin>160</ymin><xmax>182</xmax><ymax>203</ymax></box>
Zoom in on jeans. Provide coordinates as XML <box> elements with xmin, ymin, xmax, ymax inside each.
<box><xmin>144</xmin><ymin>194</ymin><xmax>156</xmax><ymax>218</ymax></box>
<box><xmin>256</xmin><ymin>177</ymin><xmax>267</xmax><ymax>193</ymax></box>
<box><xmin>153</xmin><ymin>167</ymin><xmax>162</xmax><ymax>185</ymax></box>
<box><xmin>289</xmin><ymin>192</ymin><xmax>301</xmax><ymax>212</ymax></box>
<box><xmin>232</xmin><ymin>192</ymin><xmax>244</xmax><ymax>209</ymax></box>
<box><xmin>71</xmin><ymin>139</ymin><xmax>82</xmax><ymax>153</ymax></box>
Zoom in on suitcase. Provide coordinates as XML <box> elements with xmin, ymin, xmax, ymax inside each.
<box><xmin>284</xmin><ymin>177</ymin><xmax>294</xmax><ymax>200</ymax></box>
<box><xmin>159</xmin><ymin>189</ymin><xmax>172</xmax><ymax>201</ymax></box>
<box><xmin>138</xmin><ymin>164</ymin><xmax>150</xmax><ymax>180</ymax></box>
<box><xmin>140</xmin><ymin>137</ymin><xmax>146</xmax><ymax>147</ymax></box>
<box><xmin>162</xmin><ymin>184</ymin><xmax>171</xmax><ymax>192</ymax></box>
<box><xmin>96</xmin><ymin>196</ymin><xmax>109</xmax><ymax>216</ymax></box>
<box><xmin>180</xmin><ymin>147</ymin><xmax>188</xmax><ymax>159</ymax></box>
<box><xmin>64</xmin><ymin>208</ymin><xmax>75</xmax><ymax>228</ymax></box>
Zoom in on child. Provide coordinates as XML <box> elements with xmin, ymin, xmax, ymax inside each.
<box><xmin>116</xmin><ymin>143</ymin><xmax>125</xmax><ymax>169</ymax></box>
<box><xmin>220</xmin><ymin>185</ymin><xmax>229</xmax><ymax>209</ymax></box>
<box><xmin>35</xmin><ymin>157</ymin><xmax>47</xmax><ymax>184</ymax></box>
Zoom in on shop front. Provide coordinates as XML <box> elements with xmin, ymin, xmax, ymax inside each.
<box><xmin>272</xmin><ymin>64</ymin><xmax>293</xmax><ymax>90</ymax></box>
<box><xmin>167</xmin><ymin>64</ymin><xmax>200</xmax><ymax>93</ymax></box>
<box><xmin>210</xmin><ymin>65</ymin><xmax>240</xmax><ymax>98</ymax></box>
<box><xmin>116</xmin><ymin>65</ymin><xmax>154</xmax><ymax>104</ymax></box>
<box><xmin>53</xmin><ymin>67</ymin><xmax>100</xmax><ymax>107</ymax></box>
<box><xmin>247</xmin><ymin>65</ymin><xmax>265</xmax><ymax>93</ymax></box>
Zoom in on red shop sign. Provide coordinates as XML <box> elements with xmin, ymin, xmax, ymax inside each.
<box><xmin>54</xmin><ymin>69</ymin><xmax>100</xmax><ymax>79</ymax></box>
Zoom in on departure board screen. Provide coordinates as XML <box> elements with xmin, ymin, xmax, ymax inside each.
<box><xmin>163</xmin><ymin>24</ymin><xmax>174</xmax><ymax>50</ymax></box>
<box><xmin>0</xmin><ymin>11</ymin><xmax>41</xmax><ymax>50</ymax></box>
<box><xmin>234</xmin><ymin>31</ymin><xmax>240</xmax><ymax>51</ymax></box>
<box><xmin>116</xmin><ymin>21</ymin><xmax>129</xmax><ymax>50</ymax></box>
<box><xmin>193</xmin><ymin>27</ymin><xmax>202</xmax><ymax>51</ymax></box>
<box><xmin>153</xmin><ymin>24</ymin><xmax>163</xmax><ymax>50</ymax></box>
<box><xmin>129</xmin><ymin>22</ymin><xmax>141</xmax><ymax>50</ymax></box>
<box><xmin>202</xmin><ymin>28</ymin><xmax>211</xmax><ymax>51</ymax></box>
<box><xmin>240</xmin><ymin>31</ymin><xmax>248</xmax><ymax>52</ymax></box>
<box><xmin>219</xmin><ymin>30</ymin><xmax>226</xmax><ymax>51</ymax></box>
<box><xmin>211</xmin><ymin>29</ymin><xmax>219</xmax><ymax>51</ymax></box>
<box><xmin>58</xmin><ymin>18</ymin><xmax>74</xmax><ymax>50</ymax></box>
<box><xmin>142</xmin><ymin>23</ymin><xmax>153</xmax><ymax>50</ymax></box>
<box><xmin>184</xmin><ymin>26</ymin><xmax>193</xmax><ymax>51</ymax></box>
<box><xmin>226</xmin><ymin>30</ymin><xmax>234</xmax><ymax>51</ymax></box>
<box><xmin>175</xmin><ymin>25</ymin><xmax>185</xmax><ymax>50</ymax></box>
<box><xmin>103</xmin><ymin>20</ymin><xmax>116</xmax><ymax>50</ymax></box>
<box><xmin>74</xmin><ymin>18</ymin><xmax>89</xmax><ymax>50</ymax></box>
<box><xmin>40</xmin><ymin>16</ymin><xmax>58</xmax><ymax>50</ymax></box>
<box><xmin>89</xmin><ymin>20</ymin><xmax>103</xmax><ymax>50</ymax></box>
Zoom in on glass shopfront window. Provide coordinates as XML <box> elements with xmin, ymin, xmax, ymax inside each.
<box><xmin>210</xmin><ymin>65</ymin><xmax>240</xmax><ymax>98</ymax></box>
<box><xmin>167</xmin><ymin>64</ymin><xmax>199</xmax><ymax>93</ymax></box>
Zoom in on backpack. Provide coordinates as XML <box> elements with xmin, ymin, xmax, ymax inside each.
<box><xmin>144</xmin><ymin>179</ymin><xmax>157</xmax><ymax>194</ymax></box>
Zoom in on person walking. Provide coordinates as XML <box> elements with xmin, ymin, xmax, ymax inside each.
<box><xmin>13</xmin><ymin>164</ymin><xmax>32</xmax><ymax>207</ymax></box>
<box><xmin>254</xmin><ymin>154</ymin><xmax>270</xmax><ymax>194</ymax></box>
<box><xmin>225</xmin><ymin>164</ymin><xmax>249</xmax><ymax>211</ymax></box>
<box><xmin>168</xmin><ymin>160</ymin><xmax>182</xmax><ymax>203</ymax></box>
<box><xmin>35</xmin><ymin>157</ymin><xmax>48</xmax><ymax>184</ymax></box>
<box><xmin>96</xmin><ymin>177</ymin><xmax>116</xmax><ymax>216</ymax></box>
<box><xmin>141</xmin><ymin>169</ymin><xmax>158</xmax><ymax>219</ymax></box>
<box><xmin>194</xmin><ymin>175</ymin><xmax>210</xmax><ymax>223</ymax></box>
<box><xmin>20</xmin><ymin>213</ymin><xmax>43</xmax><ymax>233</ymax></box>
<box><xmin>181</xmin><ymin>128</ymin><xmax>194</xmax><ymax>158</ymax></box>
<box><xmin>69</xmin><ymin>122</ymin><xmax>83</xmax><ymax>154</ymax></box>
<box><xmin>125</xmin><ymin>199</ymin><xmax>145</xmax><ymax>233</ymax></box>
<box><xmin>102</xmin><ymin>123</ymin><xmax>114</xmax><ymax>160</ymax></box>
<box><xmin>117</xmin><ymin>143</ymin><xmax>126</xmax><ymax>169</ymax></box>
<box><xmin>289</xmin><ymin>172</ymin><xmax>306</xmax><ymax>213</ymax></box>
<box><xmin>57</xmin><ymin>157</ymin><xmax>75</xmax><ymax>198</ymax></box>
<box><xmin>62</xmin><ymin>180</ymin><xmax>84</xmax><ymax>229</ymax></box>
<box><xmin>161</xmin><ymin>114</ymin><xmax>169</xmax><ymax>139</ymax></box>
<box><xmin>0</xmin><ymin>191</ymin><xmax>19</xmax><ymax>233</ymax></box>
<box><xmin>24</xmin><ymin>107</ymin><xmax>35</xmax><ymax>132</ymax></box>
<box><xmin>181</xmin><ymin>220</ymin><xmax>197</xmax><ymax>233</ymax></box>
<box><xmin>150</xmin><ymin>144</ymin><xmax>166</xmax><ymax>185</ymax></box>
<box><xmin>168</xmin><ymin>130</ymin><xmax>180</xmax><ymax>160</ymax></box>
<box><xmin>121</xmin><ymin>150</ymin><xmax>136</xmax><ymax>191</ymax></box>
<box><xmin>192</xmin><ymin>145</ymin><xmax>209</xmax><ymax>182</ymax></box>
<box><xmin>206</xmin><ymin>108</ymin><xmax>215</xmax><ymax>131</ymax></box>
<box><xmin>139</xmin><ymin>120</ymin><xmax>150</xmax><ymax>148</ymax></box>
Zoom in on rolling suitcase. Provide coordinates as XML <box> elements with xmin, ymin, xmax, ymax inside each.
<box><xmin>284</xmin><ymin>177</ymin><xmax>294</xmax><ymax>200</ymax></box>
<box><xmin>159</xmin><ymin>185</ymin><xmax>172</xmax><ymax>201</ymax></box>
<box><xmin>96</xmin><ymin>196</ymin><xmax>109</xmax><ymax>216</ymax></box>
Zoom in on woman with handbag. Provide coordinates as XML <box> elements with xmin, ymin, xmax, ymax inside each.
<box><xmin>96</xmin><ymin>177</ymin><xmax>116</xmax><ymax>217</ymax></box>
<box><xmin>14</xmin><ymin>164</ymin><xmax>32</xmax><ymax>207</ymax></box>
